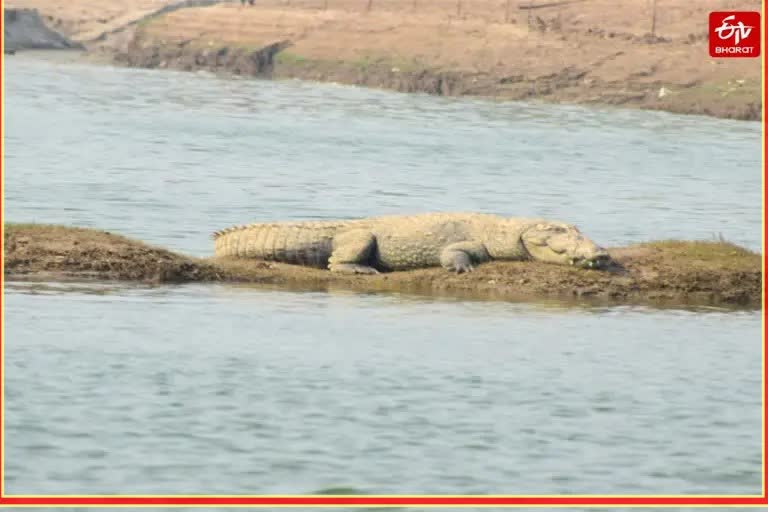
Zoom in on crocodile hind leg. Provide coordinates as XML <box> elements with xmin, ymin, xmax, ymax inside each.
<box><xmin>440</xmin><ymin>241</ymin><xmax>491</xmax><ymax>273</ymax></box>
<box><xmin>328</xmin><ymin>229</ymin><xmax>379</xmax><ymax>274</ymax></box>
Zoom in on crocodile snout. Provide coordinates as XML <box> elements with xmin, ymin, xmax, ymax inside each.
<box><xmin>570</xmin><ymin>251</ymin><xmax>612</xmax><ymax>269</ymax></box>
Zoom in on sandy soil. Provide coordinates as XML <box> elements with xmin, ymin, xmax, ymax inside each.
<box><xmin>8</xmin><ymin>0</ymin><xmax>762</xmax><ymax>119</ymax></box>
<box><xmin>5</xmin><ymin>224</ymin><xmax>762</xmax><ymax>308</ymax></box>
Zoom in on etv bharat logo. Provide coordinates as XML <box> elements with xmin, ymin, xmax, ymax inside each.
<box><xmin>709</xmin><ymin>11</ymin><xmax>761</xmax><ymax>57</ymax></box>
<box><xmin>715</xmin><ymin>15</ymin><xmax>753</xmax><ymax>44</ymax></box>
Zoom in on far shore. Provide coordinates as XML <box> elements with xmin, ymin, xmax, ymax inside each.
<box><xmin>4</xmin><ymin>0</ymin><xmax>763</xmax><ymax>120</ymax></box>
<box><xmin>4</xmin><ymin>224</ymin><xmax>763</xmax><ymax>309</ymax></box>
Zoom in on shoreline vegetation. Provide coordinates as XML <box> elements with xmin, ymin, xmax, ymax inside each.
<box><xmin>5</xmin><ymin>0</ymin><xmax>763</xmax><ymax>120</ymax></box>
<box><xmin>5</xmin><ymin>224</ymin><xmax>763</xmax><ymax>309</ymax></box>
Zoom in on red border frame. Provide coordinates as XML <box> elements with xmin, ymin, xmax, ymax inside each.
<box><xmin>0</xmin><ymin>3</ymin><xmax>765</xmax><ymax>507</ymax></box>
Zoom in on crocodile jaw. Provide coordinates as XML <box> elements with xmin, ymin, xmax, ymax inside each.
<box><xmin>569</xmin><ymin>251</ymin><xmax>612</xmax><ymax>269</ymax></box>
<box><xmin>522</xmin><ymin>222</ymin><xmax>612</xmax><ymax>269</ymax></box>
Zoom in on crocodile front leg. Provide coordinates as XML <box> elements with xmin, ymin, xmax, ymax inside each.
<box><xmin>440</xmin><ymin>241</ymin><xmax>490</xmax><ymax>273</ymax></box>
<box><xmin>328</xmin><ymin>229</ymin><xmax>379</xmax><ymax>274</ymax></box>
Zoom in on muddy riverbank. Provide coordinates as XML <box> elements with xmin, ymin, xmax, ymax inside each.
<box><xmin>7</xmin><ymin>0</ymin><xmax>763</xmax><ymax>120</ymax></box>
<box><xmin>4</xmin><ymin>224</ymin><xmax>762</xmax><ymax>308</ymax></box>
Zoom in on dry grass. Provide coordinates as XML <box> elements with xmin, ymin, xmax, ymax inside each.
<box><xmin>9</xmin><ymin>0</ymin><xmax>762</xmax><ymax>118</ymax></box>
<box><xmin>136</xmin><ymin>1</ymin><xmax>761</xmax><ymax>118</ymax></box>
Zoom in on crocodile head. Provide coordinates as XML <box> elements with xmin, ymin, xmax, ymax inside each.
<box><xmin>521</xmin><ymin>222</ymin><xmax>611</xmax><ymax>269</ymax></box>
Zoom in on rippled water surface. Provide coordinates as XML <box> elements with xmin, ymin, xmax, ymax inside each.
<box><xmin>3</xmin><ymin>54</ymin><xmax>763</xmax><ymax>499</ymax></box>
<box><xmin>5</xmin><ymin>56</ymin><xmax>762</xmax><ymax>253</ymax></box>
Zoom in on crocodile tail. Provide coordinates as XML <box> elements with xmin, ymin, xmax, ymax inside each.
<box><xmin>212</xmin><ymin>224</ymin><xmax>254</xmax><ymax>242</ymax></box>
<box><xmin>212</xmin><ymin>223</ymin><xmax>267</xmax><ymax>259</ymax></box>
<box><xmin>212</xmin><ymin>222</ymin><xmax>340</xmax><ymax>266</ymax></box>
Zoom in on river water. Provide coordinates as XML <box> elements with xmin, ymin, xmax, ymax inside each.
<box><xmin>3</xmin><ymin>55</ymin><xmax>763</xmax><ymax>502</ymax></box>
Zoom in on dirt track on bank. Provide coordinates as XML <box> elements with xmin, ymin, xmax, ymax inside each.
<box><xmin>7</xmin><ymin>0</ymin><xmax>763</xmax><ymax>120</ymax></box>
<box><xmin>4</xmin><ymin>224</ymin><xmax>762</xmax><ymax>309</ymax></box>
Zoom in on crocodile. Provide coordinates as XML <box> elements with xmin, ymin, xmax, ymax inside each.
<box><xmin>212</xmin><ymin>212</ymin><xmax>611</xmax><ymax>274</ymax></box>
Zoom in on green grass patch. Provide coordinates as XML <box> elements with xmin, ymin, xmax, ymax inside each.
<box><xmin>640</xmin><ymin>240</ymin><xmax>760</xmax><ymax>267</ymax></box>
<box><xmin>6</xmin><ymin>222</ymin><xmax>91</xmax><ymax>234</ymax></box>
<box><xmin>135</xmin><ymin>15</ymin><xmax>159</xmax><ymax>29</ymax></box>
<box><xmin>679</xmin><ymin>78</ymin><xmax>760</xmax><ymax>102</ymax></box>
